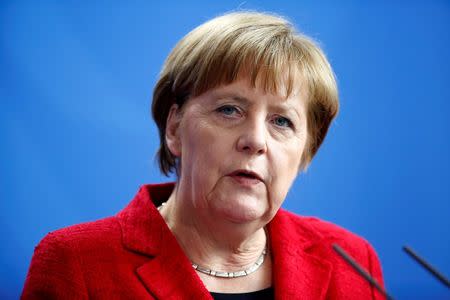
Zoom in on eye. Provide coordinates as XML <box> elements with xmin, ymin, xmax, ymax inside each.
<box><xmin>273</xmin><ymin>116</ymin><xmax>293</xmax><ymax>128</ymax></box>
<box><xmin>216</xmin><ymin>105</ymin><xmax>240</xmax><ymax>116</ymax></box>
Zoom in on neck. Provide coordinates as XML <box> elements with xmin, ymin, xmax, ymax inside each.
<box><xmin>159</xmin><ymin>185</ymin><xmax>268</xmax><ymax>272</ymax></box>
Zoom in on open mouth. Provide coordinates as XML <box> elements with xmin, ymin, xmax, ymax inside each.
<box><xmin>237</xmin><ymin>172</ymin><xmax>258</xmax><ymax>179</ymax></box>
<box><xmin>228</xmin><ymin>170</ymin><xmax>263</xmax><ymax>183</ymax></box>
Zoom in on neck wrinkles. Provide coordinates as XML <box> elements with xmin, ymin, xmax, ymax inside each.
<box><xmin>159</xmin><ymin>185</ymin><xmax>268</xmax><ymax>272</ymax></box>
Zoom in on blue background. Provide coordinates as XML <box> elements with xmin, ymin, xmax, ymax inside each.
<box><xmin>1</xmin><ymin>1</ymin><xmax>449</xmax><ymax>299</ymax></box>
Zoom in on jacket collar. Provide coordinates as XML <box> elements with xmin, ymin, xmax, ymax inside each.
<box><xmin>117</xmin><ymin>183</ymin><xmax>332</xmax><ymax>299</ymax></box>
<box><xmin>268</xmin><ymin>210</ymin><xmax>333</xmax><ymax>299</ymax></box>
<box><xmin>116</xmin><ymin>183</ymin><xmax>173</xmax><ymax>256</ymax></box>
<box><xmin>117</xmin><ymin>183</ymin><xmax>212</xmax><ymax>299</ymax></box>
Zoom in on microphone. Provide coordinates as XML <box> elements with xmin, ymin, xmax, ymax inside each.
<box><xmin>332</xmin><ymin>243</ymin><xmax>395</xmax><ymax>300</ymax></box>
<box><xmin>403</xmin><ymin>245</ymin><xmax>450</xmax><ymax>289</ymax></box>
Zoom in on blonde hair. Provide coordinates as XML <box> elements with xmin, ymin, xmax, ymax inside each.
<box><xmin>152</xmin><ymin>11</ymin><xmax>339</xmax><ymax>175</ymax></box>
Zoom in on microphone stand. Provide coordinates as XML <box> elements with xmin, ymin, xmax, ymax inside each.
<box><xmin>403</xmin><ymin>246</ymin><xmax>450</xmax><ymax>289</ymax></box>
<box><xmin>333</xmin><ymin>243</ymin><xmax>395</xmax><ymax>300</ymax></box>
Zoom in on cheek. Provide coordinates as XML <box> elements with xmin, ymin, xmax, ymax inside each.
<box><xmin>180</xmin><ymin>122</ymin><xmax>231</xmax><ymax>181</ymax></box>
<box><xmin>278</xmin><ymin>139</ymin><xmax>305</xmax><ymax>172</ymax></box>
<box><xmin>268</xmin><ymin>141</ymin><xmax>305</xmax><ymax>199</ymax></box>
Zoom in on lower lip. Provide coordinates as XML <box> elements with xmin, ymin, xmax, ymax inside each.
<box><xmin>229</xmin><ymin>175</ymin><xmax>262</xmax><ymax>186</ymax></box>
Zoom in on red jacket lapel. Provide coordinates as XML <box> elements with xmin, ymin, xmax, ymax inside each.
<box><xmin>269</xmin><ymin>209</ymin><xmax>333</xmax><ymax>300</ymax></box>
<box><xmin>117</xmin><ymin>184</ymin><xmax>212</xmax><ymax>299</ymax></box>
<box><xmin>136</xmin><ymin>234</ymin><xmax>212</xmax><ymax>300</ymax></box>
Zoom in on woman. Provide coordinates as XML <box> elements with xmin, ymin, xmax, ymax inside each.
<box><xmin>22</xmin><ymin>12</ymin><xmax>385</xmax><ymax>299</ymax></box>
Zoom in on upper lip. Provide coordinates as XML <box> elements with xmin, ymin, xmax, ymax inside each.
<box><xmin>228</xmin><ymin>169</ymin><xmax>264</xmax><ymax>182</ymax></box>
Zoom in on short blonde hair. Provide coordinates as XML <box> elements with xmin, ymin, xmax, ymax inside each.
<box><xmin>152</xmin><ymin>11</ymin><xmax>339</xmax><ymax>175</ymax></box>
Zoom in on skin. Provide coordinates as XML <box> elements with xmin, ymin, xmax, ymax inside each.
<box><xmin>161</xmin><ymin>77</ymin><xmax>308</xmax><ymax>292</ymax></box>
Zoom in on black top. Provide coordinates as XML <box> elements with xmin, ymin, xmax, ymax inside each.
<box><xmin>210</xmin><ymin>287</ymin><xmax>274</xmax><ymax>300</ymax></box>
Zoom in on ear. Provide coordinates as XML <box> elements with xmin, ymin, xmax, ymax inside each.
<box><xmin>165</xmin><ymin>104</ymin><xmax>182</xmax><ymax>157</ymax></box>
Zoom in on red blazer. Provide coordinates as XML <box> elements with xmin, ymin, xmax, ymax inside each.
<box><xmin>22</xmin><ymin>183</ymin><xmax>385</xmax><ymax>299</ymax></box>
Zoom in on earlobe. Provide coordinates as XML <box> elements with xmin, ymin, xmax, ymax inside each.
<box><xmin>165</xmin><ymin>104</ymin><xmax>182</xmax><ymax>157</ymax></box>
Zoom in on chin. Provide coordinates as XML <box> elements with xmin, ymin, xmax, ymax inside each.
<box><xmin>215</xmin><ymin>202</ymin><xmax>266</xmax><ymax>224</ymax></box>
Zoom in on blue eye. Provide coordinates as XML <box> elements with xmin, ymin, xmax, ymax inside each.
<box><xmin>273</xmin><ymin>116</ymin><xmax>293</xmax><ymax>128</ymax></box>
<box><xmin>217</xmin><ymin>105</ymin><xmax>239</xmax><ymax>115</ymax></box>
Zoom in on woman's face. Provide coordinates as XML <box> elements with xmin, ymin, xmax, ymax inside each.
<box><xmin>166</xmin><ymin>78</ymin><xmax>308</xmax><ymax>225</ymax></box>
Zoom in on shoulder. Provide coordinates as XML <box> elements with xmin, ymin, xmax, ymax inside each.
<box><xmin>26</xmin><ymin>216</ymin><xmax>123</xmax><ymax>285</ymax></box>
<box><xmin>22</xmin><ymin>217</ymin><xmax>119</xmax><ymax>298</ymax></box>
<box><xmin>37</xmin><ymin>216</ymin><xmax>121</xmax><ymax>252</ymax></box>
<box><xmin>22</xmin><ymin>184</ymin><xmax>171</xmax><ymax>299</ymax></box>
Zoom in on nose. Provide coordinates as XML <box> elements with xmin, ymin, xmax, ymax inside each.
<box><xmin>236</xmin><ymin>117</ymin><xmax>268</xmax><ymax>155</ymax></box>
